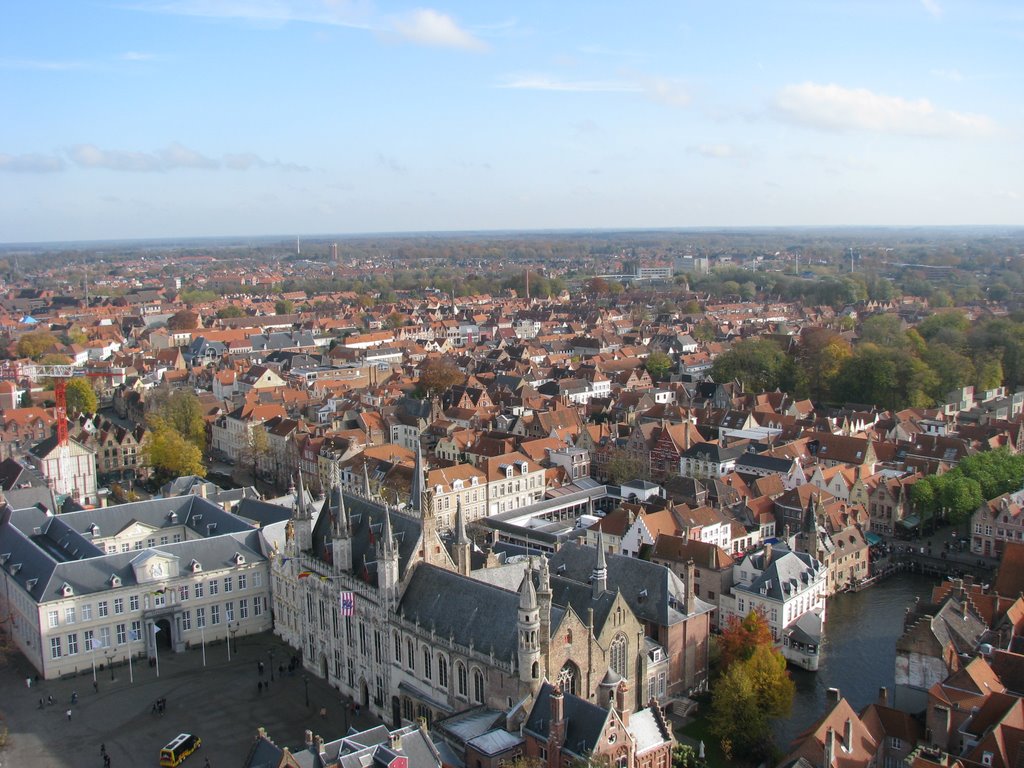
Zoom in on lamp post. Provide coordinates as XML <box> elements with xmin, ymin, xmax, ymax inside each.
<box><xmin>228</xmin><ymin>624</ymin><xmax>238</xmax><ymax>660</ymax></box>
<box><xmin>269</xmin><ymin>649</ymin><xmax>275</xmax><ymax>682</ymax></box>
<box><xmin>105</xmin><ymin>647</ymin><xmax>117</xmax><ymax>681</ymax></box>
<box><xmin>304</xmin><ymin>675</ymin><xmax>309</xmax><ymax>708</ymax></box>
<box><xmin>231</xmin><ymin>623</ymin><xmax>239</xmax><ymax>654</ymax></box>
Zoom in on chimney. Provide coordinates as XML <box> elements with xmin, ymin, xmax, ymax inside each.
<box><xmin>823</xmin><ymin>727</ymin><xmax>835</xmax><ymax>767</ymax></box>
<box><xmin>615</xmin><ymin>680</ymin><xmax>631</xmax><ymax>727</ymax></box>
<box><xmin>313</xmin><ymin>735</ymin><xmax>324</xmax><ymax>755</ymax></box>
<box><xmin>304</xmin><ymin>730</ymin><xmax>313</xmax><ymax>749</ymax></box>
<box><xmin>763</xmin><ymin>543</ymin><xmax>773</xmax><ymax>568</ymax></box>
<box><xmin>933</xmin><ymin>705</ymin><xmax>951</xmax><ymax>747</ymax></box>
<box><xmin>549</xmin><ymin>687</ymin><xmax>567</xmax><ymax>748</ymax></box>
<box><xmin>843</xmin><ymin>718</ymin><xmax>853</xmax><ymax>754</ymax></box>
<box><xmin>198</xmin><ymin>482</ymin><xmax>207</xmax><ymax>499</ymax></box>
<box><xmin>390</xmin><ymin>731</ymin><xmax>402</xmax><ymax>751</ymax></box>
<box><xmin>685</xmin><ymin>559</ymin><xmax>697</xmax><ymax>615</ymax></box>
<box><xmin>826</xmin><ymin>688</ymin><xmax>840</xmax><ymax>707</ymax></box>
<box><xmin>878</xmin><ymin>686</ymin><xmax>888</xmax><ymax>706</ymax></box>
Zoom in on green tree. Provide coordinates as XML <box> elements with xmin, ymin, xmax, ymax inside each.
<box><xmin>147</xmin><ymin>390</ymin><xmax>206</xmax><ymax>450</ymax></box>
<box><xmin>606</xmin><ymin>449</ymin><xmax>645</xmax><ymax>485</ymax></box>
<box><xmin>796</xmin><ymin>328</ymin><xmax>851</xmax><ymax>401</ymax></box>
<box><xmin>710</xmin><ymin>662</ymin><xmax>773</xmax><ymax>762</ymax></box>
<box><xmin>64</xmin><ymin>377</ymin><xmax>98</xmax><ymax>417</ymax></box>
<box><xmin>240</xmin><ymin>423</ymin><xmax>271</xmax><ymax>476</ymax></box>
<box><xmin>712</xmin><ymin>339</ymin><xmax>791</xmax><ymax>392</ymax></box>
<box><xmin>717</xmin><ymin>609</ymin><xmax>774</xmax><ymax>670</ymax></box>
<box><xmin>216</xmin><ymin>305</ymin><xmax>246</xmax><ymax>319</ymax></box>
<box><xmin>644</xmin><ymin>351</ymin><xmax>673</xmax><ymax>382</ymax></box>
<box><xmin>859</xmin><ymin>313</ymin><xmax>903</xmax><ymax>347</ymax></box>
<box><xmin>143</xmin><ymin>421</ymin><xmax>206</xmax><ymax>481</ymax></box>
<box><xmin>275</xmin><ymin>299</ymin><xmax>295</xmax><ymax>315</ymax></box>
<box><xmin>16</xmin><ymin>330</ymin><xmax>59</xmax><ymax>360</ymax></box>
<box><xmin>941</xmin><ymin>476</ymin><xmax>983</xmax><ymax>525</ymax></box>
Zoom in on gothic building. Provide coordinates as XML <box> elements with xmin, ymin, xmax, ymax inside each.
<box><xmin>270</xmin><ymin>446</ymin><xmax>688</xmax><ymax>729</ymax></box>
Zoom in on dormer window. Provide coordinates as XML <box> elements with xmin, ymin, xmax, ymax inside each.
<box><xmin>190</xmin><ymin>559</ymin><xmax>202</xmax><ymax>573</ymax></box>
<box><xmin>109</xmin><ymin>574</ymin><xmax>122</xmax><ymax>588</ymax></box>
<box><xmin>60</xmin><ymin>582</ymin><xmax>74</xmax><ymax>597</ymax></box>
<box><xmin>168</xmin><ymin>512</ymin><xmax>178</xmax><ymax>523</ymax></box>
<box><xmin>26</xmin><ymin>578</ymin><xmax>38</xmax><ymax>590</ymax></box>
<box><xmin>520</xmin><ymin>462</ymin><xmax>528</xmax><ymax>474</ymax></box>
<box><xmin>89</xmin><ymin>523</ymin><xmax>100</xmax><ymax>536</ymax></box>
<box><xmin>233</xmin><ymin>553</ymin><xmax>246</xmax><ymax>565</ymax></box>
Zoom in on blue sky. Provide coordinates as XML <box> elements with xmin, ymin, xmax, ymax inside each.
<box><xmin>1</xmin><ymin>0</ymin><xmax>1021</xmax><ymax>242</ymax></box>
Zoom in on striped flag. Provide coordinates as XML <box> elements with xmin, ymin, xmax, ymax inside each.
<box><xmin>340</xmin><ymin>591</ymin><xmax>355</xmax><ymax>617</ymax></box>
<box><xmin>297</xmin><ymin>571</ymin><xmax>312</xmax><ymax>579</ymax></box>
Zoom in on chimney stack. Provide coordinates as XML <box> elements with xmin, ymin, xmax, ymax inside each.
<box><xmin>615</xmin><ymin>680</ymin><xmax>631</xmax><ymax>727</ymax></box>
<box><xmin>826</xmin><ymin>687</ymin><xmax>840</xmax><ymax>707</ymax></box>
<box><xmin>304</xmin><ymin>730</ymin><xmax>313</xmax><ymax>748</ymax></box>
<box><xmin>878</xmin><ymin>687</ymin><xmax>888</xmax><ymax>706</ymax></box>
<box><xmin>313</xmin><ymin>735</ymin><xmax>324</xmax><ymax>755</ymax></box>
<box><xmin>685</xmin><ymin>559</ymin><xmax>697</xmax><ymax>616</ymax></box>
<box><xmin>549</xmin><ymin>687</ymin><xmax>567</xmax><ymax>748</ymax></box>
<box><xmin>823</xmin><ymin>727</ymin><xmax>835</xmax><ymax>767</ymax></box>
<box><xmin>763</xmin><ymin>542</ymin><xmax>773</xmax><ymax>568</ymax></box>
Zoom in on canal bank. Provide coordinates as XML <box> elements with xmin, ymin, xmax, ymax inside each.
<box><xmin>774</xmin><ymin>573</ymin><xmax>936</xmax><ymax>751</ymax></box>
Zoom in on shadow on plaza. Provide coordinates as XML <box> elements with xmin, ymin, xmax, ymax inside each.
<box><xmin>0</xmin><ymin>631</ymin><xmax>380</xmax><ymax>768</ymax></box>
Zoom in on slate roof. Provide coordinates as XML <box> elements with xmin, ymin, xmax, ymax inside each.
<box><xmin>733</xmin><ymin>546</ymin><xmax>823</xmax><ymax>603</ymax></box>
<box><xmin>547</xmin><ymin>541</ymin><xmax>713</xmax><ymax>625</ymax></box>
<box><xmin>397</xmin><ymin>563</ymin><xmax>526</xmax><ymax>663</ymax></box>
<box><xmin>311</xmin><ymin>491</ymin><xmax>421</xmax><ymax>586</ymax></box>
<box><xmin>523</xmin><ymin>682</ymin><xmax>610</xmax><ymax>759</ymax></box>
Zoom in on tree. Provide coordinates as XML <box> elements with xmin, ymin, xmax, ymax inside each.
<box><xmin>147</xmin><ymin>389</ymin><xmax>206</xmax><ymax>450</ymax></box>
<box><xmin>142</xmin><ymin>421</ymin><xmax>206</xmax><ymax>481</ymax></box>
<box><xmin>712</xmin><ymin>339</ymin><xmax>791</xmax><ymax>393</ymax></box>
<box><xmin>744</xmin><ymin>643</ymin><xmax>795</xmax><ymax>719</ymax></box>
<box><xmin>275</xmin><ymin>299</ymin><xmax>295</xmax><ymax>315</ymax></box>
<box><xmin>216</xmin><ymin>305</ymin><xmax>246</xmax><ymax>319</ymax></box>
<box><xmin>166</xmin><ymin>309</ymin><xmax>200</xmax><ymax>331</ymax></box>
<box><xmin>418</xmin><ymin>357</ymin><xmax>464</xmax><ymax>396</ymax></box>
<box><xmin>64</xmin><ymin>377</ymin><xmax>98</xmax><ymax>417</ymax></box>
<box><xmin>605</xmin><ymin>448</ymin><xmax>645</xmax><ymax>485</ymax></box>
<box><xmin>796</xmin><ymin>328</ymin><xmax>851</xmax><ymax>401</ymax></box>
<box><xmin>16</xmin><ymin>330</ymin><xmax>59</xmax><ymax>360</ymax></box>
<box><xmin>859</xmin><ymin>313</ymin><xmax>903</xmax><ymax>347</ymax></box>
<box><xmin>385</xmin><ymin>312</ymin><xmax>404</xmax><ymax>330</ymax></box>
<box><xmin>717</xmin><ymin>609</ymin><xmax>774</xmax><ymax>670</ymax></box>
<box><xmin>644</xmin><ymin>351</ymin><xmax>673</xmax><ymax>382</ymax></box>
<box><xmin>710</xmin><ymin>662</ymin><xmax>773</xmax><ymax>762</ymax></box>
<box><xmin>241</xmin><ymin>423</ymin><xmax>271</xmax><ymax>476</ymax></box>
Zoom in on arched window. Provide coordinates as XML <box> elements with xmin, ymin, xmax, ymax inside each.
<box><xmin>438</xmin><ymin>655</ymin><xmax>448</xmax><ymax>688</ymax></box>
<box><xmin>473</xmin><ymin>667</ymin><xmax>485</xmax><ymax>703</ymax></box>
<box><xmin>456</xmin><ymin>661</ymin><xmax>468</xmax><ymax>697</ymax></box>
<box><xmin>407</xmin><ymin>638</ymin><xmax>415</xmax><ymax>671</ymax></box>
<box><xmin>557</xmin><ymin>661</ymin><xmax>580</xmax><ymax>697</ymax></box>
<box><xmin>423</xmin><ymin>647</ymin><xmax>432</xmax><ymax>680</ymax></box>
<box><xmin>402</xmin><ymin>697</ymin><xmax>414</xmax><ymax>721</ymax></box>
<box><xmin>609</xmin><ymin>633</ymin><xmax>628</xmax><ymax>678</ymax></box>
<box><xmin>531</xmin><ymin>661</ymin><xmax>539</xmax><ymax>680</ymax></box>
<box><xmin>394</xmin><ymin>631</ymin><xmax>402</xmax><ymax>663</ymax></box>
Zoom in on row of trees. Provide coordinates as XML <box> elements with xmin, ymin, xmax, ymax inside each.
<box><xmin>712</xmin><ymin>311</ymin><xmax>1024</xmax><ymax>410</ymax></box>
<box><xmin>911</xmin><ymin>448</ymin><xmax>1024</xmax><ymax>525</ymax></box>
<box><xmin>141</xmin><ymin>389</ymin><xmax>207</xmax><ymax>482</ymax></box>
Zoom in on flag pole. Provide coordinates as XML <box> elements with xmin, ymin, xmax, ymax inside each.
<box><xmin>152</xmin><ymin>623</ymin><xmax>161</xmax><ymax>678</ymax></box>
<box><xmin>201</xmin><ymin>623</ymin><xmax>206</xmax><ymax>667</ymax></box>
<box><xmin>91</xmin><ymin>637</ymin><xmax>97</xmax><ymax>683</ymax></box>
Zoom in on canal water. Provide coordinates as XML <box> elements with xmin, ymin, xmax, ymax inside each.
<box><xmin>774</xmin><ymin>573</ymin><xmax>936</xmax><ymax>750</ymax></box>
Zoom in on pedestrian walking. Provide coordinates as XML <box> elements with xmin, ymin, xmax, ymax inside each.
<box><xmin>100</xmin><ymin>743</ymin><xmax>106</xmax><ymax>757</ymax></box>
<box><xmin>93</xmin><ymin>680</ymin><xmax>99</xmax><ymax>693</ymax></box>
<box><xmin>258</xmin><ymin>681</ymin><xmax>263</xmax><ymax>694</ymax></box>
<box><xmin>204</xmin><ymin>759</ymin><xmax>211</xmax><ymax>768</ymax></box>
<box><xmin>104</xmin><ymin>754</ymin><xmax>111</xmax><ymax>768</ymax></box>
<box><xmin>66</xmin><ymin>709</ymin><xmax>72</xmax><ymax>721</ymax></box>
<box><xmin>38</xmin><ymin>697</ymin><xmax>44</xmax><ymax>709</ymax></box>
<box><xmin>48</xmin><ymin>695</ymin><xmax>54</xmax><ymax>706</ymax></box>
<box><xmin>258</xmin><ymin>661</ymin><xmax>264</xmax><ymax>676</ymax></box>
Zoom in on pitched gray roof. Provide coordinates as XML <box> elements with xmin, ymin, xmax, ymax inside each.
<box><xmin>523</xmin><ymin>682</ymin><xmax>610</xmax><ymax>758</ymax></box>
<box><xmin>398</xmin><ymin>564</ymin><xmax>519</xmax><ymax>662</ymax></box>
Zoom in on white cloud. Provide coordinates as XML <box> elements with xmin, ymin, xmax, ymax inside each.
<box><xmin>139</xmin><ymin>0</ymin><xmax>373</xmax><ymax>29</ymax></box>
<box><xmin>772</xmin><ymin>82</ymin><xmax>995</xmax><ymax>138</ymax></box>
<box><xmin>930</xmin><ymin>68</ymin><xmax>964</xmax><ymax>82</ymax></box>
<box><xmin>0</xmin><ymin>153</ymin><xmax>65</xmax><ymax>173</ymax></box>
<box><xmin>499</xmin><ymin>75</ymin><xmax>640</xmax><ymax>93</ymax></box>
<box><xmin>390</xmin><ymin>9</ymin><xmax>487</xmax><ymax>51</ymax></box>
<box><xmin>120</xmin><ymin>51</ymin><xmax>157</xmax><ymax>61</ymax></box>
<box><xmin>690</xmin><ymin>143</ymin><xmax>743</xmax><ymax>159</ymax></box>
<box><xmin>224</xmin><ymin>152</ymin><xmax>310</xmax><ymax>171</ymax></box>
<box><xmin>639</xmin><ymin>76</ymin><xmax>691</xmax><ymax>107</ymax></box>
<box><xmin>66</xmin><ymin>142</ymin><xmax>307</xmax><ymax>172</ymax></box>
<box><xmin>0</xmin><ymin>58</ymin><xmax>87</xmax><ymax>71</ymax></box>
<box><xmin>70</xmin><ymin>144</ymin><xmax>166</xmax><ymax>172</ymax></box>
<box><xmin>921</xmin><ymin>0</ymin><xmax>943</xmax><ymax>18</ymax></box>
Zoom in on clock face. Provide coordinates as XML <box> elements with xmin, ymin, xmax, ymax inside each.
<box><xmin>150</xmin><ymin>562</ymin><xmax>165</xmax><ymax>578</ymax></box>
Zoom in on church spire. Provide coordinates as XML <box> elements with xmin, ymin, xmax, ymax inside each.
<box><xmin>454</xmin><ymin>499</ymin><xmax>471</xmax><ymax>576</ymax></box>
<box><xmin>362</xmin><ymin>458</ymin><xmax>373</xmax><ymax>499</ymax></box>
<box><xmin>410</xmin><ymin>438</ymin><xmax>425</xmax><ymax>514</ymax></box>
<box><xmin>592</xmin><ymin>528</ymin><xmax>608</xmax><ymax>598</ymax></box>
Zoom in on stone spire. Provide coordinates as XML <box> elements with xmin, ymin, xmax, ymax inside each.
<box><xmin>362</xmin><ymin>459</ymin><xmax>373</xmax><ymax>498</ymax></box>
<box><xmin>454</xmin><ymin>499</ymin><xmax>471</xmax><ymax>576</ymax></box>
<box><xmin>517</xmin><ymin>564</ymin><xmax>541</xmax><ymax>688</ymax></box>
<box><xmin>410</xmin><ymin>438</ymin><xmax>425</xmax><ymax>514</ymax></box>
<box><xmin>592</xmin><ymin>528</ymin><xmax>608</xmax><ymax>599</ymax></box>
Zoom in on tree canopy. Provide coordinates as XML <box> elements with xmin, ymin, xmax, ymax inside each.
<box><xmin>711</xmin><ymin>339</ymin><xmax>792</xmax><ymax>392</ymax></box>
<box><xmin>644</xmin><ymin>351</ymin><xmax>673</xmax><ymax>382</ymax></box>
<box><xmin>64</xmin><ymin>377</ymin><xmax>98</xmax><ymax>417</ymax></box>
<box><xmin>417</xmin><ymin>357</ymin><xmax>464</xmax><ymax>396</ymax></box>
<box><xmin>143</xmin><ymin>420</ymin><xmax>206</xmax><ymax>481</ymax></box>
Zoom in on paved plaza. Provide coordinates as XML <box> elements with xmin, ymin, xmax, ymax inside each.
<box><xmin>0</xmin><ymin>630</ymin><xmax>380</xmax><ymax>768</ymax></box>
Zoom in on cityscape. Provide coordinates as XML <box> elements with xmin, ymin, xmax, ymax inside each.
<box><xmin>2</xmin><ymin>2</ymin><xmax>1023</xmax><ymax>768</ymax></box>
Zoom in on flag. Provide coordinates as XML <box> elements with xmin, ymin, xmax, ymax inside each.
<box><xmin>340</xmin><ymin>591</ymin><xmax>355</xmax><ymax>617</ymax></box>
<box><xmin>279</xmin><ymin>556</ymin><xmax>291</xmax><ymax>565</ymax></box>
<box><xmin>130</xmin><ymin>629</ymin><xmax>141</xmax><ymax>641</ymax></box>
<box><xmin>151</xmin><ymin>588</ymin><xmax>166</xmax><ymax>596</ymax></box>
<box><xmin>297</xmin><ymin>571</ymin><xmax>312</xmax><ymax>579</ymax></box>
<box><xmin>319</xmin><ymin>575</ymin><xmax>332</xmax><ymax>582</ymax></box>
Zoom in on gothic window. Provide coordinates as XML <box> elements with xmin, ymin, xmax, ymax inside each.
<box><xmin>609</xmin><ymin>633</ymin><xmax>628</xmax><ymax>678</ymax></box>
<box><xmin>457</xmin><ymin>661</ymin><xmax>468</xmax><ymax>697</ymax></box>
<box><xmin>438</xmin><ymin>655</ymin><xmax>448</xmax><ymax>688</ymax></box>
<box><xmin>473</xmin><ymin>667</ymin><xmax>485</xmax><ymax>703</ymax></box>
<box><xmin>557</xmin><ymin>661</ymin><xmax>580</xmax><ymax>697</ymax></box>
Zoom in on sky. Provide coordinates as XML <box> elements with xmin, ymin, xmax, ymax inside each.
<box><xmin>0</xmin><ymin>0</ymin><xmax>1021</xmax><ymax>242</ymax></box>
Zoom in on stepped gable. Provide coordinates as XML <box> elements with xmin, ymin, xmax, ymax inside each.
<box><xmin>397</xmin><ymin>563</ymin><xmax>520</xmax><ymax>662</ymax></box>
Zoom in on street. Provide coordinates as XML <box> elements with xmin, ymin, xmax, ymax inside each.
<box><xmin>0</xmin><ymin>631</ymin><xmax>380</xmax><ymax>768</ymax></box>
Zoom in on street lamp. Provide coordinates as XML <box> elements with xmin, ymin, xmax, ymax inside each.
<box><xmin>304</xmin><ymin>675</ymin><xmax>309</xmax><ymax>707</ymax></box>
<box><xmin>229</xmin><ymin>623</ymin><xmax>239</xmax><ymax>655</ymax></box>
<box><xmin>269</xmin><ymin>649</ymin><xmax>275</xmax><ymax>682</ymax></box>
<box><xmin>105</xmin><ymin>647</ymin><xmax>117</xmax><ymax>680</ymax></box>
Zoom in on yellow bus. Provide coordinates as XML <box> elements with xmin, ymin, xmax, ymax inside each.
<box><xmin>159</xmin><ymin>733</ymin><xmax>202</xmax><ymax>767</ymax></box>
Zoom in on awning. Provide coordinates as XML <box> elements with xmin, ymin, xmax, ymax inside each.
<box><xmin>898</xmin><ymin>515</ymin><xmax>921</xmax><ymax>529</ymax></box>
<box><xmin>865</xmin><ymin>532</ymin><xmax>883</xmax><ymax>545</ymax></box>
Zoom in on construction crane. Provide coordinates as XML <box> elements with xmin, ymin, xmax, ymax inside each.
<box><xmin>0</xmin><ymin>362</ymin><xmax>121</xmax><ymax>505</ymax></box>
